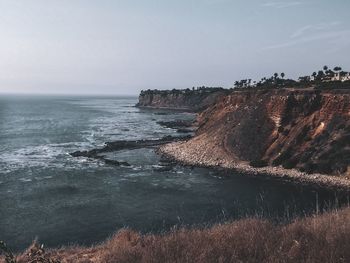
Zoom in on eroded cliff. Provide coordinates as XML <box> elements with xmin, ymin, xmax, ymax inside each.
<box><xmin>161</xmin><ymin>89</ymin><xmax>350</xmax><ymax>176</ymax></box>
<box><xmin>136</xmin><ymin>88</ymin><xmax>229</xmax><ymax>112</ymax></box>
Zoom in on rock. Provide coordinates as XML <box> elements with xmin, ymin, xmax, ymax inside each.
<box><xmin>70</xmin><ymin>135</ymin><xmax>192</xmax><ymax>159</ymax></box>
<box><xmin>103</xmin><ymin>159</ymin><xmax>131</xmax><ymax>166</ymax></box>
<box><xmin>157</xmin><ymin>120</ymin><xmax>193</xmax><ymax>129</ymax></box>
<box><xmin>70</xmin><ymin>135</ymin><xmax>192</xmax><ymax>166</ymax></box>
<box><xmin>176</xmin><ymin>128</ymin><xmax>194</xmax><ymax>133</ymax></box>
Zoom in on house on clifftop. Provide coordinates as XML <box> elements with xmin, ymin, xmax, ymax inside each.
<box><xmin>332</xmin><ymin>72</ymin><xmax>350</xmax><ymax>82</ymax></box>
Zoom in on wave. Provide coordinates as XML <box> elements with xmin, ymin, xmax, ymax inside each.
<box><xmin>0</xmin><ymin>141</ymin><xmax>100</xmax><ymax>173</ymax></box>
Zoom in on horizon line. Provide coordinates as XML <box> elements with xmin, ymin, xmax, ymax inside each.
<box><xmin>0</xmin><ymin>91</ymin><xmax>140</xmax><ymax>97</ymax></box>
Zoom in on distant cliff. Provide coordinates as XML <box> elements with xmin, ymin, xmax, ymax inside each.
<box><xmin>160</xmin><ymin>89</ymin><xmax>350</xmax><ymax>176</ymax></box>
<box><xmin>136</xmin><ymin>87</ymin><xmax>229</xmax><ymax>112</ymax></box>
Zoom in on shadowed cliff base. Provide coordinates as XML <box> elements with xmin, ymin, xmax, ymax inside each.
<box><xmin>3</xmin><ymin>207</ymin><xmax>350</xmax><ymax>263</ymax></box>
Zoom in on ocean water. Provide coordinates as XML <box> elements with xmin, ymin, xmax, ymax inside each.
<box><xmin>0</xmin><ymin>95</ymin><xmax>348</xmax><ymax>251</ymax></box>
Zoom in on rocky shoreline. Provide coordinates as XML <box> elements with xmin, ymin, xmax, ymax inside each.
<box><xmin>158</xmin><ymin>141</ymin><xmax>350</xmax><ymax>192</ymax></box>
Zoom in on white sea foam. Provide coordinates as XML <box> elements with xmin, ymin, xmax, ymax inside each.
<box><xmin>152</xmin><ymin>164</ymin><xmax>164</xmax><ymax>168</ymax></box>
<box><xmin>0</xmin><ymin>141</ymin><xmax>101</xmax><ymax>172</ymax></box>
<box><xmin>19</xmin><ymin>178</ymin><xmax>32</xmax><ymax>182</ymax></box>
<box><xmin>132</xmin><ymin>166</ymin><xmax>142</xmax><ymax>171</ymax></box>
<box><xmin>0</xmin><ymin>145</ymin><xmax>61</xmax><ymax>167</ymax></box>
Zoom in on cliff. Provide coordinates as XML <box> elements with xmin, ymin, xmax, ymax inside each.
<box><xmin>136</xmin><ymin>88</ymin><xmax>229</xmax><ymax>112</ymax></box>
<box><xmin>160</xmin><ymin>89</ymin><xmax>350</xmax><ymax>177</ymax></box>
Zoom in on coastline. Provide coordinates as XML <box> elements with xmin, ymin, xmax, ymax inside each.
<box><xmin>158</xmin><ymin>141</ymin><xmax>350</xmax><ymax>191</ymax></box>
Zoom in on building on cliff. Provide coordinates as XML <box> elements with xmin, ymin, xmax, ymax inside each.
<box><xmin>332</xmin><ymin>72</ymin><xmax>350</xmax><ymax>82</ymax></box>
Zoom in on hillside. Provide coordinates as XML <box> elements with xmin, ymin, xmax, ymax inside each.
<box><xmin>160</xmin><ymin>89</ymin><xmax>350</xmax><ymax>177</ymax></box>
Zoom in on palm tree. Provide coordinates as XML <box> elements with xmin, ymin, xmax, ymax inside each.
<box><xmin>323</xmin><ymin>65</ymin><xmax>328</xmax><ymax>71</ymax></box>
<box><xmin>325</xmin><ymin>69</ymin><xmax>334</xmax><ymax>77</ymax></box>
<box><xmin>318</xmin><ymin>70</ymin><xmax>324</xmax><ymax>77</ymax></box>
<box><xmin>333</xmin><ymin>66</ymin><xmax>343</xmax><ymax>80</ymax></box>
<box><xmin>274</xmin><ymin>73</ymin><xmax>279</xmax><ymax>79</ymax></box>
<box><xmin>281</xmin><ymin>72</ymin><xmax>285</xmax><ymax>79</ymax></box>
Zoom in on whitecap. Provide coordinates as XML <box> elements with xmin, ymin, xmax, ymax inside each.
<box><xmin>152</xmin><ymin>164</ymin><xmax>164</xmax><ymax>168</ymax></box>
<box><xmin>19</xmin><ymin>178</ymin><xmax>32</xmax><ymax>182</ymax></box>
<box><xmin>132</xmin><ymin>166</ymin><xmax>142</xmax><ymax>171</ymax></box>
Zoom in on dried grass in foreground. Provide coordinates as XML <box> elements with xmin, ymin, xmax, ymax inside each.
<box><xmin>2</xmin><ymin>208</ymin><xmax>350</xmax><ymax>263</ymax></box>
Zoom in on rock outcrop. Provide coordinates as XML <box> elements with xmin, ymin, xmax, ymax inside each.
<box><xmin>160</xmin><ymin>89</ymin><xmax>350</xmax><ymax>176</ymax></box>
<box><xmin>136</xmin><ymin>88</ymin><xmax>230</xmax><ymax>112</ymax></box>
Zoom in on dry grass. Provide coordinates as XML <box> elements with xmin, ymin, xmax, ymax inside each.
<box><xmin>3</xmin><ymin>208</ymin><xmax>350</xmax><ymax>263</ymax></box>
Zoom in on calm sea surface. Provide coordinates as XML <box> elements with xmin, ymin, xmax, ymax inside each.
<box><xmin>0</xmin><ymin>95</ymin><xmax>348</xmax><ymax>251</ymax></box>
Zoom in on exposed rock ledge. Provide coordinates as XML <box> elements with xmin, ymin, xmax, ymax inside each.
<box><xmin>158</xmin><ymin>141</ymin><xmax>350</xmax><ymax>191</ymax></box>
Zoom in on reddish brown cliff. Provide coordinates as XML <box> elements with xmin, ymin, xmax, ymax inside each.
<box><xmin>161</xmin><ymin>89</ymin><xmax>350</xmax><ymax>176</ymax></box>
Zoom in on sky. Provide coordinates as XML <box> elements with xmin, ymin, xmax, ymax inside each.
<box><xmin>0</xmin><ymin>0</ymin><xmax>349</xmax><ymax>95</ymax></box>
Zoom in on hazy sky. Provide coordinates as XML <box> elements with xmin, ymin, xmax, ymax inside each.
<box><xmin>0</xmin><ymin>0</ymin><xmax>349</xmax><ymax>95</ymax></box>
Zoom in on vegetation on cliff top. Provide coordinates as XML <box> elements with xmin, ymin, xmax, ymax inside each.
<box><xmin>139</xmin><ymin>86</ymin><xmax>227</xmax><ymax>96</ymax></box>
<box><xmin>140</xmin><ymin>66</ymin><xmax>350</xmax><ymax>95</ymax></box>
<box><xmin>234</xmin><ymin>65</ymin><xmax>350</xmax><ymax>90</ymax></box>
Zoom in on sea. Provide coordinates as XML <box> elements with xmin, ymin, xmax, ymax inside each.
<box><xmin>0</xmin><ymin>94</ymin><xmax>348</xmax><ymax>251</ymax></box>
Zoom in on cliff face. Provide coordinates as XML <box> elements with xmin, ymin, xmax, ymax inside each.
<box><xmin>136</xmin><ymin>89</ymin><xmax>229</xmax><ymax>112</ymax></box>
<box><xmin>165</xmin><ymin>89</ymin><xmax>350</xmax><ymax>176</ymax></box>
